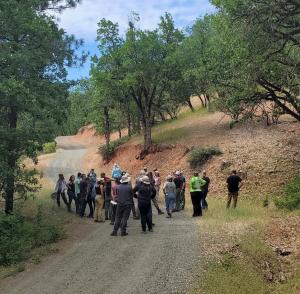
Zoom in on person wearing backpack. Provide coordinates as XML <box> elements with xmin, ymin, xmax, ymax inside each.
<box><xmin>189</xmin><ymin>172</ymin><xmax>206</xmax><ymax>217</ymax></box>
<box><xmin>133</xmin><ymin>176</ymin><xmax>156</xmax><ymax>233</ymax></box>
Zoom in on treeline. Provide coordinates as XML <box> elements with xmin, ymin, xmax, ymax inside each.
<box><xmin>1</xmin><ymin>0</ymin><xmax>299</xmax><ymax>212</ymax></box>
<box><xmin>66</xmin><ymin>0</ymin><xmax>299</xmax><ymax>150</ymax></box>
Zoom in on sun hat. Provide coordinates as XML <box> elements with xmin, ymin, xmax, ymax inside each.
<box><xmin>175</xmin><ymin>170</ymin><xmax>180</xmax><ymax>176</ymax></box>
<box><xmin>120</xmin><ymin>175</ymin><xmax>131</xmax><ymax>183</ymax></box>
<box><xmin>140</xmin><ymin>170</ymin><xmax>147</xmax><ymax>176</ymax></box>
<box><xmin>141</xmin><ymin>176</ymin><xmax>150</xmax><ymax>185</ymax></box>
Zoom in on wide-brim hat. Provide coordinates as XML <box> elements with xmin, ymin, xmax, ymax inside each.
<box><xmin>141</xmin><ymin>176</ymin><xmax>150</xmax><ymax>185</ymax></box>
<box><xmin>175</xmin><ymin>170</ymin><xmax>181</xmax><ymax>176</ymax></box>
<box><xmin>120</xmin><ymin>175</ymin><xmax>131</xmax><ymax>183</ymax></box>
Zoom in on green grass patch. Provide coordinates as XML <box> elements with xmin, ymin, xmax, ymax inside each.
<box><xmin>0</xmin><ymin>191</ymin><xmax>72</xmax><ymax>275</ymax></box>
<box><xmin>42</xmin><ymin>142</ymin><xmax>56</xmax><ymax>154</ymax></box>
<box><xmin>152</xmin><ymin>127</ymin><xmax>187</xmax><ymax>144</ymax></box>
<box><xmin>275</xmin><ymin>173</ymin><xmax>300</xmax><ymax>210</ymax></box>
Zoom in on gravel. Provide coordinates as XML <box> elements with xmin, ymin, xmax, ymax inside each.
<box><xmin>0</xmin><ymin>134</ymin><xmax>202</xmax><ymax>294</ymax></box>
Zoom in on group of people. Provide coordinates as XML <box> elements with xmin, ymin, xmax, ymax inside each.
<box><xmin>53</xmin><ymin>164</ymin><xmax>243</xmax><ymax>236</ymax></box>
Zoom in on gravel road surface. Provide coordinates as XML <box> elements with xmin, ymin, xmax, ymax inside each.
<box><xmin>0</xmin><ymin>136</ymin><xmax>202</xmax><ymax>294</ymax></box>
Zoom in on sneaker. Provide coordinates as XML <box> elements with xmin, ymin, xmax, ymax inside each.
<box><xmin>148</xmin><ymin>229</ymin><xmax>153</xmax><ymax>232</ymax></box>
<box><xmin>110</xmin><ymin>232</ymin><xmax>117</xmax><ymax>236</ymax></box>
<box><xmin>121</xmin><ymin>232</ymin><xmax>128</xmax><ymax>236</ymax></box>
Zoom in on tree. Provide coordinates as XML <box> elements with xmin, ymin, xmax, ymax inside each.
<box><xmin>210</xmin><ymin>0</ymin><xmax>300</xmax><ymax>121</ymax></box>
<box><xmin>92</xmin><ymin>13</ymin><xmax>185</xmax><ymax>151</ymax></box>
<box><xmin>0</xmin><ymin>0</ymin><xmax>85</xmax><ymax>213</ymax></box>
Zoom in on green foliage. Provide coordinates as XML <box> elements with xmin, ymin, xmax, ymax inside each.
<box><xmin>92</xmin><ymin>13</ymin><xmax>187</xmax><ymax>150</ymax></box>
<box><xmin>0</xmin><ymin>204</ymin><xmax>64</xmax><ymax>265</ymax></box>
<box><xmin>0</xmin><ymin>0</ymin><xmax>85</xmax><ymax>212</ymax></box>
<box><xmin>188</xmin><ymin>147</ymin><xmax>222</xmax><ymax>168</ymax></box>
<box><xmin>275</xmin><ymin>173</ymin><xmax>300</xmax><ymax>210</ymax></box>
<box><xmin>42</xmin><ymin>142</ymin><xmax>56</xmax><ymax>154</ymax></box>
<box><xmin>99</xmin><ymin>136</ymin><xmax>130</xmax><ymax>162</ymax></box>
<box><xmin>199</xmin><ymin>236</ymin><xmax>279</xmax><ymax>294</ymax></box>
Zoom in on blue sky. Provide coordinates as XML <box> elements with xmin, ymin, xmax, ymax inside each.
<box><xmin>55</xmin><ymin>0</ymin><xmax>216</xmax><ymax>79</ymax></box>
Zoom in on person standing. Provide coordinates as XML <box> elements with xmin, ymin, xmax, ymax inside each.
<box><xmin>148</xmin><ymin>172</ymin><xmax>164</xmax><ymax>215</ymax></box>
<box><xmin>87</xmin><ymin>168</ymin><xmax>97</xmax><ymax>183</ymax></box>
<box><xmin>110</xmin><ymin>177</ymin><xmax>120</xmax><ymax>225</ymax></box>
<box><xmin>226</xmin><ymin>170</ymin><xmax>242</xmax><ymax>208</ymax></box>
<box><xmin>67</xmin><ymin>175</ymin><xmax>75</xmax><ymax>212</ymax></box>
<box><xmin>54</xmin><ymin>174</ymin><xmax>70</xmax><ymax>211</ymax></box>
<box><xmin>201</xmin><ymin>171</ymin><xmax>210</xmax><ymax>210</ymax></box>
<box><xmin>154</xmin><ymin>170</ymin><xmax>161</xmax><ymax>200</ymax></box>
<box><xmin>189</xmin><ymin>172</ymin><xmax>206</xmax><ymax>217</ymax></box>
<box><xmin>163</xmin><ymin>175</ymin><xmax>176</xmax><ymax>218</ymax></box>
<box><xmin>112</xmin><ymin>163</ymin><xmax>122</xmax><ymax>180</ymax></box>
<box><xmin>180</xmin><ymin>171</ymin><xmax>186</xmax><ymax>210</ymax></box>
<box><xmin>133</xmin><ymin>176</ymin><xmax>156</xmax><ymax>233</ymax></box>
<box><xmin>102</xmin><ymin>173</ymin><xmax>113</xmax><ymax>220</ymax></box>
<box><xmin>74</xmin><ymin>172</ymin><xmax>82</xmax><ymax>214</ymax></box>
<box><xmin>111</xmin><ymin>175</ymin><xmax>133</xmax><ymax>236</ymax></box>
<box><xmin>80</xmin><ymin>175</ymin><xmax>93</xmax><ymax>218</ymax></box>
<box><xmin>94</xmin><ymin>178</ymin><xmax>105</xmax><ymax>222</ymax></box>
<box><xmin>173</xmin><ymin>171</ymin><xmax>184</xmax><ymax>211</ymax></box>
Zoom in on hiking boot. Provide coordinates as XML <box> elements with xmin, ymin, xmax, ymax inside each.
<box><xmin>148</xmin><ymin>229</ymin><xmax>153</xmax><ymax>232</ymax></box>
<box><xmin>110</xmin><ymin>232</ymin><xmax>117</xmax><ymax>236</ymax></box>
<box><xmin>121</xmin><ymin>232</ymin><xmax>128</xmax><ymax>237</ymax></box>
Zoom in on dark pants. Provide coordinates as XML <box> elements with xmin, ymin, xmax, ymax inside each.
<box><xmin>139</xmin><ymin>204</ymin><xmax>152</xmax><ymax>232</ymax></box>
<box><xmin>191</xmin><ymin>191</ymin><xmax>202</xmax><ymax>216</ymax></box>
<box><xmin>105</xmin><ymin>200</ymin><xmax>112</xmax><ymax>220</ymax></box>
<box><xmin>112</xmin><ymin>204</ymin><xmax>132</xmax><ymax>234</ymax></box>
<box><xmin>74</xmin><ymin>193</ymin><xmax>81</xmax><ymax>214</ymax></box>
<box><xmin>110</xmin><ymin>203</ymin><xmax>117</xmax><ymax>224</ymax></box>
<box><xmin>67</xmin><ymin>191</ymin><xmax>75</xmax><ymax>211</ymax></box>
<box><xmin>56</xmin><ymin>191</ymin><xmax>69</xmax><ymax>210</ymax></box>
<box><xmin>227</xmin><ymin>191</ymin><xmax>238</xmax><ymax>208</ymax></box>
<box><xmin>80</xmin><ymin>197</ymin><xmax>94</xmax><ymax>217</ymax></box>
<box><xmin>201</xmin><ymin>190</ymin><xmax>208</xmax><ymax>209</ymax></box>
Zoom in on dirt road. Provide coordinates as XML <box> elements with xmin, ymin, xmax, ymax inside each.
<box><xmin>0</xmin><ymin>135</ymin><xmax>202</xmax><ymax>294</ymax></box>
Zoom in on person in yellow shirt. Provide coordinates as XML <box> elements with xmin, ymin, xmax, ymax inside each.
<box><xmin>189</xmin><ymin>172</ymin><xmax>206</xmax><ymax>217</ymax></box>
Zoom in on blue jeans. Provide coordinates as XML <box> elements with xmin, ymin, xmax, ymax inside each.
<box><xmin>165</xmin><ymin>193</ymin><xmax>175</xmax><ymax>213</ymax></box>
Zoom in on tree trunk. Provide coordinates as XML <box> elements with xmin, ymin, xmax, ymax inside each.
<box><xmin>186</xmin><ymin>98</ymin><xmax>195</xmax><ymax>111</ymax></box>
<box><xmin>118</xmin><ymin>127</ymin><xmax>122</xmax><ymax>139</ymax></box>
<box><xmin>127</xmin><ymin>113</ymin><xmax>132</xmax><ymax>137</ymax></box>
<box><xmin>159</xmin><ymin>111</ymin><xmax>166</xmax><ymax>121</ymax></box>
<box><xmin>197</xmin><ymin>93</ymin><xmax>205</xmax><ymax>108</ymax></box>
<box><xmin>5</xmin><ymin>106</ymin><xmax>17</xmax><ymax>213</ymax></box>
<box><xmin>143</xmin><ymin>118</ymin><xmax>152</xmax><ymax>151</ymax></box>
<box><xmin>103</xmin><ymin>106</ymin><xmax>110</xmax><ymax>146</ymax></box>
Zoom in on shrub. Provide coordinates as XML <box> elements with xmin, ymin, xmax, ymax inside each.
<box><xmin>99</xmin><ymin>136</ymin><xmax>130</xmax><ymax>162</ymax></box>
<box><xmin>42</xmin><ymin>142</ymin><xmax>56</xmax><ymax>154</ymax></box>
<box><xmin>275</xmin><ymin>173</ymin><xmax>300</xmax><ymax>210</ymax></box>
<box><xmin>188</xmin><ymin>146</ymin><xmax>222</xmax><ymax>169</ymax></box>
<box><xmin>0</xmin><ymin>204</ymin><xmax>64</xmax><ymax>266</ymax></box>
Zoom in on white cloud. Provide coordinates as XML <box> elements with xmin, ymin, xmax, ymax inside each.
<box><xmin>55</xmin><ymin>0</ymin><xmax>215</xmax><ymax>41</ymax></box>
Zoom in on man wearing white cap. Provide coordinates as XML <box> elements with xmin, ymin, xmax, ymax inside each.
<box><xmin>110</xmin><ymin>174</ymin><xmax>133</xmax><ymax>236</ymax></box>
